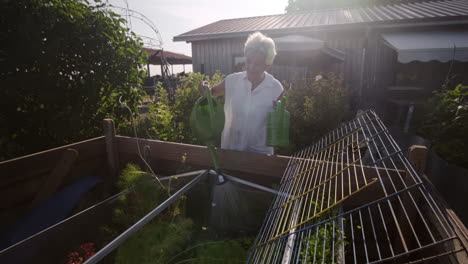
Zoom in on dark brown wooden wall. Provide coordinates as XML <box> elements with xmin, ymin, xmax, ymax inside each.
<box><xmin>0</xmin><ymin>137</ymin><xmax>108</xmax><ymax>227</ymax></box>
<box><xmin>116</xmin><ymin>136</ymin><xmax>289</xmax><ymax>185</ymax></box>
<box><xmin>0</xmin><ymin>136</ymin><xmax>291</xmax><ymax>227</ymax></box>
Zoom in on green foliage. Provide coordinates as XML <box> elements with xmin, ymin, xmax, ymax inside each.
<box><xmin>0</xmin><ymin>0</ymin><xmax>146</xmax><ymax>161</ymax></box>
<box><xmin>280</xmin><ymin>73</ymin><xmax>352</xmax><ymax>155</ymax></box>
<box><xmin>118</xmin><ymin>71</ymin><xmax>351</xmax><ymax>157</ymax></box>
<box><xmin>115</xmin><ymin>218</ymin><xmax>194</xmax><ymax>264</ymax></box>
<box><xmin>301</xmin><ymin>209</ymin><xmax>347</xmax><ymax>264</ymax></box>
<box><xmin>108</xmin><ymin>164</ymin><xmax>194</xmax><ymax>264</ymax></box>
<box><xmin>193</xmin><ymin>237</ymin><xmax>254</xmax><ymax>264</ymax></box>
<box><xmin>118</xmin><ymin>83</ymin><xmax>184</xmax><ymax>142</ymax></box>
<box><xmin>413</xmin><ymin>84</ymin><xmax>468</xmax><ymax>168</ymax></box>
<box><xmin>166</xmin><ymin>237</ymin><xmax>254</xmax><ymax>264</ymax></box>
<box><xmin>118</xmin><ymin>72</ymin><xmax>224</xmax><ymax>145</ymax></box>
<box><xmin>301</xmin><ymin>223</ymin><xmax>346</xmax><ymax>264</ymax></box>
<box><xmin>106</xmin><ymin>164</ymin><xmax>256</xmax><ymax>263</ymax></box>
<box><xmin>112</xmin><ymin>164</ymin><xmax>168</xmax><ymax>228</ymax></box>
<box><xmin>173</xmin><ymin>71</ymin><xmax>224</xmax><ymax>144</ymax></box>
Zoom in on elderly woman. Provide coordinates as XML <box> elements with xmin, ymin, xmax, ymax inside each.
<box><xmin>199</xmin><ymin>32</ymin><xmax>283</xmax><ymax>154</ymax></box>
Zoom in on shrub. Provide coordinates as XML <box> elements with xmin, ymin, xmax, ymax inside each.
<box><xmin>172</xmin><ymin>71</ymin><xmax>224</xmax><ymax>144</ymax></box>
<box><xmin>280</xmin><ymin>73</ymin><xmax>353</xmax><ymax>155</ymax></box>
<box><xmin>0</xmin><ymin>0</ymin><xmax>146</xmax><ymax>161</ymax></box>
<box><xmin>413</xmin><ymin>84</ymin><xmax>468</xmax><ymax>168</ymax></box>
<box><xmin>119</xmin><ymin>72</ymin><xmax>224</xmax><ymax>145</ymax></box>
<box><xmin>118</xmin><ymin>83</ymin><xmax>184</xmax><ymax>142</ymax></box>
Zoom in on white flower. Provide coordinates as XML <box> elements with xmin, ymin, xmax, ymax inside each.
<box><xmin>315</xmin><ymin>75</ymin><xmax>323</xmax><ymax>81</ymax></box>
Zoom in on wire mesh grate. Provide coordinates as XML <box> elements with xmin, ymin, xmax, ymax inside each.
<box><xmin>248</xmin><ymin>110</ymin><xmax>467</xmax><ymax>264</ymax></box>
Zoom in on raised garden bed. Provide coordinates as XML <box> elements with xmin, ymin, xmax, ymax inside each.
<box><xmin>0</xmin><ymin>118</ymin><xmax>466</xmax><ymax>263</ymax></box>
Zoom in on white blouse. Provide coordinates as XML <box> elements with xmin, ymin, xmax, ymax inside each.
<box><xmin>221</xmin><ymin>71</ymin><xmax>283</xmax><ymax>154</ymax></box>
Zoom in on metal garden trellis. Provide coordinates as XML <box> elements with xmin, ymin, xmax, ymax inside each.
<box><xmin>248</xmin><ymin>109</ymin><xmax>467</xmax><ymax>264</ymax></box>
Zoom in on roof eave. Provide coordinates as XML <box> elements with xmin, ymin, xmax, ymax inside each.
<box><xmin>173</xmin><ymin>23</ymin><xmax>365</xmax><ymax>42</ymax></box>
<box><xmin>173</xmin><ymin>16</ymin><xmax>468</xmax><ymax>42</ymax></box>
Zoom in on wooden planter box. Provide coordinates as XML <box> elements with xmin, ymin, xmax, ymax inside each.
<box><xmin>0</xmin><ymin>120</ymin><xmax>466</xmax><ymax>263</ymax></box>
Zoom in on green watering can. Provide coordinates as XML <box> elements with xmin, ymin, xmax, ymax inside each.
<box><xmin>190</xmin><ymin>85</ymin><xmax>225</xmax><ymax>171</ymax></box>
<box><xmin>266</xmin><ymin>96</ymin><xmax>290</xmax><ymax>147</ymax></box>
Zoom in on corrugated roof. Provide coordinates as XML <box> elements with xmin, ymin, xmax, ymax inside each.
<box><xmin>174</xmin><ymin>0</ymin><xmax>468</xmax><ymax>42</ymax></box>
<box><xmin>143</xmin><ymin>48</ymin><xmax>192</xmax><ymax>65</ymax></box>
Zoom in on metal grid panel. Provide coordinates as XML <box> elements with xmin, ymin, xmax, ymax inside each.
<box><xmin>248</xmin><ymin>110</ymin><xmax>467</xmax><ymax>263</ymax></box>
<box><xmin>256</xmin><ymin>128</ymin><xmax>379</xmax><ymax>243</ymax></box>
<box><xmin>249</xmin><ymin>188</ymin><xmax>463</xmax><ymax>263</ymax></box>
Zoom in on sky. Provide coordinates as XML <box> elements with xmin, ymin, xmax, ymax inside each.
<box><xmin>107</xmin><ymin>0</ymin><xmax>288</xmax><ymax>74</ymax></box>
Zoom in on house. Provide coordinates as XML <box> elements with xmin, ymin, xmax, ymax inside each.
<box><xmin>174</xmin><ymin>0</ymin><xmax>468</xmax><ymax>123</ymax></box>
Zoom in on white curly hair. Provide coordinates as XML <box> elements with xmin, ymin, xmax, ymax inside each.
<box><xmin>244</xmin><ymin>32</ymin><xmax>277</xmax><ymax>66</ymax></box>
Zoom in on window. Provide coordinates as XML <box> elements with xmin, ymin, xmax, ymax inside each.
<box><xmin>233</xmin><ymin>55</ymin><xmax>245</xmax><ymax>73</ymax></box>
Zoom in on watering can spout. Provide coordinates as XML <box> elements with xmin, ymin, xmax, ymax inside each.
<box><xmin>208</xmin><ymin>169</ymin><xmax>228</xmax><ymax>185</ymax></box>
<box><xmin>216</xmin><ymin>173</ymin><xmax>227</xmax><ymax>185</ymax></box>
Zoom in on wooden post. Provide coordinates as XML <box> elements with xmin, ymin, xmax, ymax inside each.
<box><xmin>408</xmin><ymin>145</ymin><xmax>428</xmax><ymax>175</ymax></box>
<box><xmin>104</xmin><ymin>119</ymin><xmax>119</xmax><ymax>182</ymax></box>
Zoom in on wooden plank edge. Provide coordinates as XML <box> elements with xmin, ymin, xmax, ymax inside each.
<box><xmin>0</xmin><ymin>136</ymin><xmax>105</xmax><ymax>165</ymax></box>
<box><xmin>116</xmin><ymin>136</ymin><xmax>289</xmax><ymax>179</ymax></box>
<box><xmin>421</xmin><ymin>173</ymin><xmax>468</xmax><ymax>253</ymax></box>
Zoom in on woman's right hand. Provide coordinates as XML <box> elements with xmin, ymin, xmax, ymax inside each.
<box><xmin>198</xmin><ymin>81</ymin><xmax>209</xmax><ymax>94</ymax></box>
<box><xmin>199</xmin><ymin>80</ymin><xmax>226</xmax><ymax>97</ymax></box>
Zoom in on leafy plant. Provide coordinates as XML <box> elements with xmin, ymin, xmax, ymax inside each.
<box><xmin>172</xmin><ymin>71</ymin><xmax>224</xmax><ymax>144</ymax></box>
<box><xmin>118</xmin><ymin>72</ymin><xmax>224</xmax><ymax>145</ymax></box>
<box><xmin>118</xmin><ymin>83</ymin><xmax>184</xmax><ymax>142</ymax></box>
<box><xmin>279</xmin><ymin>73</ymin><xmax>352</xmax><ymax>155</ymax></box>
<box><xmin>0</xmin><ymin>0</ymin><xmax>146</xmax><ymax>161</ymax></box>
<box><xmin>115</xmin><ymin>218</ymin><xmax>194</xmax><ymax>264</ymax></box>
<box><xmin>167</xmin><ymin>237</ymin><xmax>254</xmax><ymax>264</ymax></box>
<box><xmin>413</xmin><ymin>84</ymin><xmax>468</xmax><ymax>168</ymax></box>
<box><xmin>102</xmin><ymin>164</ymin><xmax>194</xmax><ymax>264</ymax></box>
<box><xmin>193</xmin><ymin>237</ymin><xmax>254</xmax><ymax>264</ymax></box>
<box><xmin>107</xmin><ymin>164</ymin><xmax>261</xmax><ymax>264</ymax></box>
<box><xmin>113</xmin><ymin>164</ymin><xmax>168</xmax><ymax>224</ymax></box>
<box><xmin>300</xmin><ymin>209</ymin><xmax>347</xmax><ymax>264</ymax></box>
